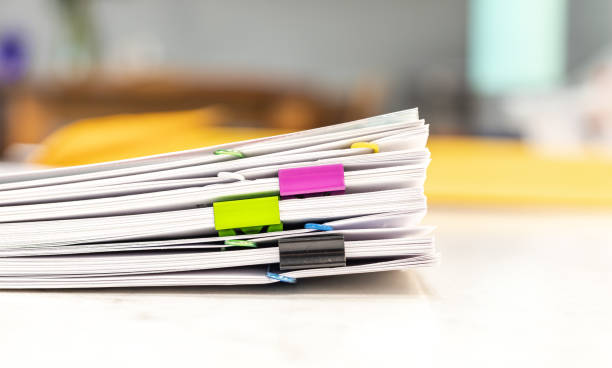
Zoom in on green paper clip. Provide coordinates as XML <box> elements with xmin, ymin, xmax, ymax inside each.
<box><xmin>221</xmin><ymin>239</ymin><xmax>258</xmax><ymax>251</ymax></box>
<box><xmin>224</xmin><ymin>239</ymin><xmax>257</xmax><ymax>248</ymax></box>
<box><xmin>213</xmin><ymin>196</ymin><xmax>283</xmax><ymax>236</ymax></box>
<box><xmin>214</xmin><ymin>149</ymin><xmax>245</xmax><ymax>158</ymax></box>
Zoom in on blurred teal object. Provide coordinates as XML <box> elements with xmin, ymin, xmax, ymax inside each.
<box><xmin>468</xmin><ymin>0</ymin><xmax>567</xmax><ymax>95</ymax></box>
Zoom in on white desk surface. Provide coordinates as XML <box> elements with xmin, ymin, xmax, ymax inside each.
<box><xmin>1</xmin><ymin>207</ymin><xmax>610</xmax><ymax>367</ymax></box>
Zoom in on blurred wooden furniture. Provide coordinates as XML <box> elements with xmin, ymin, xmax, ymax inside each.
<box><xmin>2</xmin><ymin>72</ymin><xmax>382</xmax><ymax>150</ymax></box>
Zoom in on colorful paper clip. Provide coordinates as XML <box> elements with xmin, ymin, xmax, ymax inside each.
<box><xmin>304</xmin><ymin>223</ymin><xmax>334</xmax><ymax>231</ymax></box>
<box><xmin>213</xmin><ymin>149</ymin><xmax>245</xmax><ymax>158</ymax></box>
<box><xmin>350</xmin><ymin>142</ymin><xmax>379</xmax><ymax>153</ymax></box>
<box><xmin>213</xmin><ymin>196</ymin><xmax>283</xmax><ymax>237</ymax></box>
<box><xmin>266</xmin><ymin>265</ymin><xmax>297</xmax><ymax>284</ymax></box>
<box><xmin>278</xmin><ymin>164</ymin><xmax>345</xmax><ymax>197</ymax></box>
<box><xmin>222</xmin><ymin>239</ymin><xmax>257</xmax><ymax>249</ymax></box>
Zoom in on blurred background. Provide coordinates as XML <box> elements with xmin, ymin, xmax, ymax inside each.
<box><xmin>2</xmin><ymin>3</ymin><xmax>611</xmax><ymax>365</ymax></box>
<box><xmin>0</xmin><ymin>0</ymin><xmax>611</xmax><ymax>206</ymax></box>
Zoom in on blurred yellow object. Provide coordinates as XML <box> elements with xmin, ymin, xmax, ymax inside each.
<box><xmin>29</xmin><ymin>107</ymin><xmax>292</xmax><ymax>166</ymax></box>
<box><xmin>426</xmin><ymin>137</ymin><xmax>612</xmax><ymax>207</ymax></box>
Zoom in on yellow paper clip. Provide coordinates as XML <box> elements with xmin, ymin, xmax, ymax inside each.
<box><xmin>350</xmin><ymin>142</ymin><xmax>379</xmax><ymax>153</ymax></box>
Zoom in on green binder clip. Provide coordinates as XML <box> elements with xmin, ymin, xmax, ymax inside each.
<box><xmin>213</xmin><ymin>196</ymin><xmax>283</xmax><ymax>237</ymax></box>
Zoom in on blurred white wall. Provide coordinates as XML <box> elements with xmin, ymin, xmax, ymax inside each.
<box><xmin>1</xmin><ymin>0</ymin><xmax>612</xmax><ymax>112</ymax></box>
<box><xmin>568</xmin><ymin>0</ymin><xmax>612</xmax><ymax>74</ymax></box>
<box><xmin>0</xmin><ymin>0</ymin><xmax>467</xmax><ymax>110</ymax></box>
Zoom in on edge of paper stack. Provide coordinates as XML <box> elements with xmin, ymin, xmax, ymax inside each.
<box><xmin>0</xmin><ymin>108</ymin><xmax>438</xmax><ymax>288</ymax></box>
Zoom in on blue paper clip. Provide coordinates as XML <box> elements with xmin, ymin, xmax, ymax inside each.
<box><xmin>304</xmin><ymin>223</ymin><xmax>334</xmax><ymax>231</ymax></box>
<box><xmin>266</xmin><ymin>265</ymin><xmax>296</xmax><ymax>284</ymax></box>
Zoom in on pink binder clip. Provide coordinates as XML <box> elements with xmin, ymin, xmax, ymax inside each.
<box><xmin>278</xmin><ymin>164</ymin><xmax>345</xmax><ymax>197</ymax></box>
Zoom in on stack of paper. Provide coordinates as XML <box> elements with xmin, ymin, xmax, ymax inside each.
<box><xmin>0</xmin><ymin>108</ymin><xmax>437</xmax><ymax>288</ymax></box>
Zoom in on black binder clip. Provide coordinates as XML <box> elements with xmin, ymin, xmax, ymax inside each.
<box><xmin>278</xmin><ymin>234</ymin><xmax>346</xmax><ymax>271</ymax></box>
